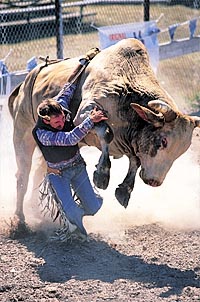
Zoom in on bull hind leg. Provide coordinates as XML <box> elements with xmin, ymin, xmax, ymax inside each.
<box><xmin>13</xmin><ymin>128</ymin><xmax>36</xmax><ymax>222</ymax></box>
<box><xmin>93</xmin><ymin>122</ymin><xmax>113</xmax><ymax>189</ymax></box>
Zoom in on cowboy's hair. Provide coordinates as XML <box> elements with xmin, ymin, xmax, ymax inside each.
<box><xmin>37</xmin><ymin>99</ymin><xmax>63</xmax><ymax>121</ymax></box>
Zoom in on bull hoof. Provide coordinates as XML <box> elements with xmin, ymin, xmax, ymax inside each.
<box><xmin>15</xmin><ymin>211</ymin><xmax>25</xmax><ymax>223</ymax></box>
<box><xmin>115</xmin><ymin>186</ymin><xmax>131</xmax><ymax>208</ymax></box>
<box><xmin>8</xmin><ymin>215</ymin><xmax>33</xmax><ymax>239</ymax></box>
<box><xmin>93</xmin><ymin>170</ymin><xmax>110</xmax><ymax>190</ymax></box>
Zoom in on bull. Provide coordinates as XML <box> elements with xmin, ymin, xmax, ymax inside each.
<box><xmin>8</xmin><ymin>38</ymin><xmax>200</xmax><ymax>223</ymax></box>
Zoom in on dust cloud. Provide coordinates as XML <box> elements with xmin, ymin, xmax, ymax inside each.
<box><xmin>0</xmin><ymin>97</ymin><xmax>199</xmax><ymax>238</ymax></box>
<box><xmin>83</xmin><ymin>147</ymin><xmax>200</xmax><ymax>236</ymax></box>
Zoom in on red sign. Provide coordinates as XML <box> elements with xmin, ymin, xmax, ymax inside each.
<box><xmin>109</xmin><ymin>33</ymin><xmax>126</xmax><ymax>41</ymax></box>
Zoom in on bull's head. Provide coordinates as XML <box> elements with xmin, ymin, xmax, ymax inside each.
<box><xmin>130</xmin><ymin>100</ymin><xmax>200</xmax><ymax>187</ymax></box>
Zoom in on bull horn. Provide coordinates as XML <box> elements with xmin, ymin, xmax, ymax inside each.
<box><xmin>191</xmin><ymin>115</ymin><xmax>200</xmax><ymax>128</ymax></box>
<box><xmin>148</xmin><ymin>100</ymin><xmax>177</xmax><ymax>122</ymax></box>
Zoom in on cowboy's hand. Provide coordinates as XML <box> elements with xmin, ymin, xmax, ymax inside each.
<box><xmin>79</xmin><ymin>48</ymin><xmax>100</xmax><ymax>66</ymax></box>
<box><xmin>89</xmin><ymin>107</ymin><xmax>108</xmax><ymax>123</ymax></box>
<box><xmin>85</xmin><ymin>47</ymin><xmax>100</xmax><ymax>61</ymax></box>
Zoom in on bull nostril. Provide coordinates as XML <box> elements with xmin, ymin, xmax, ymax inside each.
<box><xmin>149</xmin><ymin>179</ymin><xmax>154</xmax><ymax>186</ymax></box>
<box><xmin>139</xmin><ymin>169</ymin><xmax>144</xmax><ymax>179</ymax></box>
<box><xmin>148</xmin><ymin>179</ymin><xmax>160</xmax><ymax>187</ymax></box>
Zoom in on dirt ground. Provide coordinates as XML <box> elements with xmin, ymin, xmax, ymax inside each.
<box><xmin>0</xmin><ymin>121</ymin><xmax>200</xmax><ymax>302</ymax></box>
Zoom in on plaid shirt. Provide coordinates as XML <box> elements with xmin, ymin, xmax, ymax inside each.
<box><xmin>36</xmin><ymin>116</ymin><xmax>93</xmax><ymax>146</ymax></box>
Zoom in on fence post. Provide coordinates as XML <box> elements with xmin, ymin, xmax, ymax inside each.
<box><xmin>143</xmin><ymin>0</ymin><xmax>150</xmax><ymax>21</ymax></box>
<box><xmin>55</xmin><ymin>0</ymin><xmax>64</xmax><ymax>59</ymax></box>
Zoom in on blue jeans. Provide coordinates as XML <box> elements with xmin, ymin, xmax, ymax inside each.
<box><xmin>48</xmin><ymin>160</ymin><xmax>103</xmax><ymax>234</ymax></box>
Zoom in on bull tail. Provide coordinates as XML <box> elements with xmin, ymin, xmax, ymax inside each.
<box><xmin>8</xmin><ymin>83</ymin><xmax>23</xmax><ymax>118</ymax></box>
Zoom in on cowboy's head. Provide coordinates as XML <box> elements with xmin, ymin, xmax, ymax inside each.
<box><xmin>37</xmin><ymin>99</ymin><xmax>66</xmax><ymax>130</ymax></box>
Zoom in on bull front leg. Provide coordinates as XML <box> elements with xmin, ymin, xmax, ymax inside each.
<box><xmin>74</xmin><ymin>102</ymin><xmax>114</xmax><ymax>190</ymax></box>
<box><xmin>115</xmin><ymin>155</ymin><xmax>140</xmax><ymax>208</ymax></box>
<box><xmin>93</xmin><ymin>121</ymin><xmax>113</xmax><ymax>189</ymax></box>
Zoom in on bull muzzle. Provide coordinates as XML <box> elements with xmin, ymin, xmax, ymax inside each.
<box><xmin>139</xmin><ymin>169</ymin><xmax>162</xmax><ymax>187</ymax></box>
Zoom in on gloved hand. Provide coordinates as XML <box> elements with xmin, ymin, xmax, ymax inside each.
<box><xmin>85</xmin><ymin>47</ymin><xmax>100</xmax><ymax>60</ymax></box>
<box><xmin>79</xmin><ymin>47</ymin><xmax>100</xmax><ymax>66</ymax></box>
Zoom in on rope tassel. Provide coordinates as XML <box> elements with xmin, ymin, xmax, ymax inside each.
<box><xmin>38</xmin><ymin>176</ymin><xmax>74</xmax><ymax>240</ymax></box>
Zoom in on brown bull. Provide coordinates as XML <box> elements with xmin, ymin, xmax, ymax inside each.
<box><xmin>8</xmin><ymin>38</ymin><xmax>200</xmax><ymax>222</ymax></box>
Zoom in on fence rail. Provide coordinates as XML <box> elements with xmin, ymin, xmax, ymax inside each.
<box><xmin>0</xmin><ymin>2</ymin><xmax>98</xmax><ymax>43</ymax></box>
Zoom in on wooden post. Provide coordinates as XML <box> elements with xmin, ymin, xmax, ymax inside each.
<box><xmin>55</xmin><ymin>0</ymin><xmax>63</xmax><ymax>59</ymax></box>
<box><xmin>143</xmin><ymin>0</ymin><xmax>150</xmax><ymax>22</ymax></box>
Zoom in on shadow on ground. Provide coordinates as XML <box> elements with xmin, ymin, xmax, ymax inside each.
<box><xmin>17</xmin><ymin>229</ymin><xmax>199</xmax><ymax>298</ymax></box>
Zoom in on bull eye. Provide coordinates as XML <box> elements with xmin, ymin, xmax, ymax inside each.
<box><xmin>161</xmin><ymin>137</ymin><xmax>168</xmax><ymax>149</ymax></box>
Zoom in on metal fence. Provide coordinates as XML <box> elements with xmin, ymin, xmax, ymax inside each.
<box><xmin>0</xmin><ymin>0</ymin><xmax>199</xmax><ymax>71</ymax></box>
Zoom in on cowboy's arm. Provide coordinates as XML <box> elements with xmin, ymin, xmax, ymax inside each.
<box><xmin>56</xmin><ymin>83</ymin><xmax>76</xmax><ymax>110</ymax></box>
<box><xmin>36</xmin><ymin>116</ymin><xmax>93</xmax><ymax>146</ymax></box>
<box><xmin>36</xmin><ymin>108</ymin><xmax>107</xmax><ymax>146</ymax></box>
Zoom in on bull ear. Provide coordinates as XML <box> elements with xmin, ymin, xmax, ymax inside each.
<box><xmin>148</xmin><ymin>100</ymin><xmax>177</xmax><ymax>122</ymax></box>
<box><xmin>130</xmin><ymin>103</ymin><xmax>165</xmax><ymax>128</ymax></box>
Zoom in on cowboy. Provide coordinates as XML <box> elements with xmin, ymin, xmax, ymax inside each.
<box><xmin>32</xmin><ymin>48</ymin><xmax>107</xmax><ymax>239</ymax></box>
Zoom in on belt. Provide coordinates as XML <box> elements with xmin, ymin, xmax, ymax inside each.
<box><xmin>47</xmin><ymin>157</ymin><xmax>84</xmax><ymax>175</ymax></box>
<box><xmin>47</xmin><ymin>166</ymin><xmax>61</xmax><ymax>175</ymax></box>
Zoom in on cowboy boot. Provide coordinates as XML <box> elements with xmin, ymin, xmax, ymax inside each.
<box><xmin>66</xmin><ymin>205</ymin><xmax>87</xmax><ymax>236</ymax></box>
